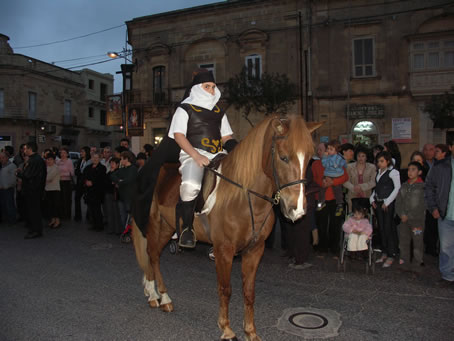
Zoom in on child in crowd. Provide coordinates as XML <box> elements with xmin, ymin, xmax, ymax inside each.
<box><xmin>342</xmin><ymin>204</ymin><xmax>372</xmax><ymax>252</ymax></box>
<box><xmin>396</xmin><ymin>161</ymin><xmax>425</xmax><ymax>272</ymax></box>
<box><xmin>370</xmin><ymin>151</ymin><xmax>401</xmax><ymax>268</ymax></box>
<box><xmin>318</xmin><ymin>140</ymin><xmax>346</xmax><ymax>216</ymax></box>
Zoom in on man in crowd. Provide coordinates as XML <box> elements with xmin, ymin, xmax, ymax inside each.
<box><xmin>16</xmin><ymin>142</ymin><xmax>47</xmax><ymax>239</ymax></box>
<box><xmin>425</xmin><ymin>139</ymin><xmax>454</xmax><ymax>285</ymax></box>
<box><xmin>423</xmin><ymin>143</ymin><xmax>435</xmax><ymax>169</ymax></box>
<box><xmin>0</xmin><ymin>152</ymin><xmax>17</xmax><ymax>224</ymax></box>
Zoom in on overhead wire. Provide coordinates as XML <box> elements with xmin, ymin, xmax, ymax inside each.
<box><xmin>12</xmin><ymin>24</ymin><xmax>126</xmax><ymax>49</ymax></box>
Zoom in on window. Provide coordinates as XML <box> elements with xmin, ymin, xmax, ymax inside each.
<box><xmin>353</xmin><ymin>38</ymin><xmax>375</xmax><ymax>77</ymax></box>
<box><xmin>0</xmin><ymin>89</ymin><xmax>4</xmax><ymax>115</ymax></box>
<box><xmin>28</xmin><ymin>92</ymin><xmax>37</xmax><ymax>119</ymax></box>
<box><xmin>88</xmin><ymin>107</ymin><xmax>94</xmax><ymax>118</ymax></box>
<box><xmin>411</xmin><ymin>39</ymin><xmax>454</xmax><ymax>70</ymax></box>
<box><xmin>245</xmin><ymin>54</ymin><xmax>262</xmax><ymax>80</ymax></box>
<box><xmin>153</xmin><ymin>66</ymin><xmax>166</xmax><ymax>105</ymax></box>
<box><xmin>88</xmin><ymin>79</ymin><xmax>94</xmax><ymax>90</ymax></box>
<box><xmin>100</xmin><ymin>110</ymin><xmax>106</xmax><ymax>126</ymax></box>
<box><xmin>100</xmin><ymin>83</ymin><xmax>107</xmax><ymax>102</ymax></box>
<box><xmin>64</xmin><ymin>100</ymin><xmax>71</xmax><ymax>125</ymax></box>
<box><xmin>199</xmin><ymin>63</ymin><xmax>215</xmax><ymax>78</ymax></box>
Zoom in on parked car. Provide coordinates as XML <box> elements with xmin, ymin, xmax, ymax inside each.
<box><xmin>69</xmin><ymin>151</ymin><xmax>80</xmax><ymax>166</ymax></box>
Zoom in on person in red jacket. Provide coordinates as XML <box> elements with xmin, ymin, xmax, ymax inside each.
<box><xmin>312</xmin><ymin>155</ymin><xmax>348</xmax><ymax>255</ymax></box>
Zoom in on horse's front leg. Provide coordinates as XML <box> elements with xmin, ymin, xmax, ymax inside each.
<box><xmin>214</xmin><ymin>244</ymin><xmax>237</xmax><ymax>341</ymax></box>
<box><xmin>241</xmin><ymin>241</ymin><xmax>265</xmax><ymax>341</ymax></box>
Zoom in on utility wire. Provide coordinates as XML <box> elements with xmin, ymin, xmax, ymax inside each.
<box><xmin>12</xmin><ymin>24</ymin><xmax>125</xmax><ymax>49</ymax></box>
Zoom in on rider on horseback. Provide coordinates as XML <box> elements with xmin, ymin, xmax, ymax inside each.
<box><xmin>168</xmin><ymin>70</ymin><xmax>235</xmax><ymax>248</ymax></box>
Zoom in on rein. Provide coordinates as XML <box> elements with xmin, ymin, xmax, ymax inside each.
<box><xmin>206</xmin><ymin>135</ymin><xmax>308</xmax><ymax>253</ymax></box>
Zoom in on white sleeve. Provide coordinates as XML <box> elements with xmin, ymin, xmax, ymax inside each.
<box><xmin>168</xmin><ymin>107</ymin><xmax>189</xmax><ymax>139</ymax></box>
<box><xmin>220</xmin><ymin>114</ymin><xmax>233</xmax><ymax>137</ymax></box>
<box><xmin>384</xmin><ymin>169</ymin><xmax>401</xmax><ymax>207</ymax></box>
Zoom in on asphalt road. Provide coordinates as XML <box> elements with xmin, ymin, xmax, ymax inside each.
<box><xmin>1</xmin><ymin>218</ymin><xmax>453</xmax><ymax>341</ymax></box>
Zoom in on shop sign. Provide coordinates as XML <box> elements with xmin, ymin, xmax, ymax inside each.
<box><xmin>346</xmin><ymin>104</ymin><xmax>385</xmax><ymax>119</ymax></box>
<box><xmin>392</xmin><ymin>118</ymin><xmax>412</xmax><ymax>143</ymax></box>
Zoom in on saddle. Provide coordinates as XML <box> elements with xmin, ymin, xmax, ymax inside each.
<box><xmin>155</xmin><ymin>154</ymin><xmax>227</xmax><ymax>235</ymax></box>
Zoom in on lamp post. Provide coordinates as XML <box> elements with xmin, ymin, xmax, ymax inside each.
<box><xmin>107</xmin><ymin>49</ymin><xmax>135</xmax><ymax>137</ymax></box>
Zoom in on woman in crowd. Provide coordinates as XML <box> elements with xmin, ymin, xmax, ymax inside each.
<box><xmin>45</xmin><ymin>153</ymin><xmax>61</xmax><ymax>228</ymax></box>
<box><xmin>371</xmin><ymin>151</ymin><xmax>401</xmax><ymax>268</ymax></box>
<box><xmin>143</xmin><ymin>144</ymin><xmax>154</xmax><ymax>159</ymax></box>
<box><xmin>57</xmin><ymin>147</ymin><xmax>74</xmax><ymax>220</ymax></box>
<box><xmin>343</xmin><ymin>147</ymin><xmax>376</xmax><ymax>212</ymax></box>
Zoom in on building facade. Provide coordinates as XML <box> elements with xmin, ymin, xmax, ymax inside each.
<box><xmin>125</xmin><ymin>0</ymin><xmax>454</xmax><ymax>162</ymax></box>
<box><xmin>0</xmin><ymin>34</ymin><xmax>123</xmax><ymax>154</ymax></box>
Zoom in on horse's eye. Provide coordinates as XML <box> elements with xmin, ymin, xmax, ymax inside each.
<box><xmin>280</xmin><ymin>156</ymin><xmax>289</xmax><ymax>163</ymax></box>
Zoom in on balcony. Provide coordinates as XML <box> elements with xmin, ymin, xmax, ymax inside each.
<box><xmin>410</xmin><ymin>70</ymin><xmax>454</xmax><ymax>96</ymax></box>
<box><xmin>62</xmin><ymin>115</ymin><xmax>77</xmax><ymax>126</ymax></box>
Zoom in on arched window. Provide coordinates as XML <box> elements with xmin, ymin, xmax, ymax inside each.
<box><xmin>352</xmin><ymin>121</ymin><xmax>378</xmax><ymax>146</ymax></box>
<box><xmin>153</xmin><ymin>66</ymin><xmax>166</xmax><ymax>105</ymax></box>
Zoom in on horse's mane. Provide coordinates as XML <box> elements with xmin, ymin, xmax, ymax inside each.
<box><xmin>215</xmin><ymin>115</ymin><xmax>314</xmax><ymax>209</ymax></box>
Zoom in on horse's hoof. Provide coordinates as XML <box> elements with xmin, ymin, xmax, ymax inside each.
<box><xmin>148</xmin><ymin>299</ymin><xmax>160</xmax><ymax>308</ymax></box>
<box><xmin>160</xmin><ymin>302</ymin><xmax>174</xmax><ymax>312</ymax></box>
<box><xmin>221</xmin><ymin>338</ymin><xmax>238</xmax><ymax>341</ymax></box>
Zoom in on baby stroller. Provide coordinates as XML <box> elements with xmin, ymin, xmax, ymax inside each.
<box><xmin>337</xmin><ymin>198</ymin><xmax>376</xmax><ymax>274</ymax></box>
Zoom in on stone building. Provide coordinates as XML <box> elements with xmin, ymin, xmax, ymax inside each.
<box><xmin>0</xmin><ymin>34</ymin><xmax>122</xmax><ymax>154</ymax></box>
<box><xmin>125</xmin><ymin>0</ymin><xmax>454</xmax><ymax>163</ymax></box>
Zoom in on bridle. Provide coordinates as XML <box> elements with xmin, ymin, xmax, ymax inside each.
<box><xmin>206</xmin><ymin>134</ymin><xmax>309</xmax><ymax>253</ymax></box>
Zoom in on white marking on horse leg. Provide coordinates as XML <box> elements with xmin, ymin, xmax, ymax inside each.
<box><xmin>143</xmin><ymin>276</ymin><xmax>160</xmax><ymax>303</ymax></box>
<box><xmin>160</xmin><ymin>292</ymin><xmax>172</xmax><ymax>305</ymax></box>
<box><xmin>294</xmin><ymin>152</ymin><xmax>306</xmax><ymax>218</ymax></box>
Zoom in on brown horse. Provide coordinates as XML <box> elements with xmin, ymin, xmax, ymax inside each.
<box><xmin>132</xmin><ymin>115</ymin><xmax>322</xmax><ymax>341</ymax></box>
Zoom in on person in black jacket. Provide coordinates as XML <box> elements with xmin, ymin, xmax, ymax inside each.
<box><xmin>16</xmin><ymin>142</ymin><xmax>47</xmax><ymax>239</ymax></box>
<box><xmin>74</xmin><ymin>146</ymin><xmax>91</xmax><ymax>222</ymax></box>
<box><xmin>425</xmin><ymin>140</ymin><xmax>454</xmax><ymax>284</ymax></box>
<box><xmin>83</xmin><ymin>152</ymin><xmax>106</xmax><ymax>231</ymax></box>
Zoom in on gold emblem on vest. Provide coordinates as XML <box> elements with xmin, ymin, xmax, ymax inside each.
<box><xmin>201</xmin><ymin>138</ymin><xmax>223</xmax><ymax>154</ymax></box>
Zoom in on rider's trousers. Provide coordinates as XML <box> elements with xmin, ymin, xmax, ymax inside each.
<box><xmin>179</xmin><ymin>148</ymin><xmax>226</xmax><ymax>202</ymax></box>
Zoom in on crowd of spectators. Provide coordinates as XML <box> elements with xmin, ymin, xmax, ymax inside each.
<box><xmin>0</xmin><ymin>138</ymin><xmax>153</xmax><ymax>240</ymax></box>
<box><xmin>273</xmin><ymin>139</ymin><xmax>454</xmax><ymax>286</ymax></box>
<box><xmin>0</xmin><ymin>136</ymin><xmax>453</xmax><ymax>285</ymax></box>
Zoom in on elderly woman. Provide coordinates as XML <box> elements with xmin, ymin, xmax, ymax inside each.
<box><xmin>343</xmin><ymin>147</ymin><xmax>376</xmax><ymax>212</ymax></box>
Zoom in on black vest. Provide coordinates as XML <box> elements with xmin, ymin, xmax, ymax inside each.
<box><xmin>180</xmin><ymin>103</ymin><xmax>224</xmax><ymax>154</ymax></box>
<box><xmin>375</xmin><ymin>169</ymin><xmax>394</xmax><ymax>199</ymax></box>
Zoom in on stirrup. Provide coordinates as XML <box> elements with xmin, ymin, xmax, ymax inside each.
<box><xmin>178</xmin><ymin>227</ymin><xmax>197</xmax><ymax>249</ymax></box>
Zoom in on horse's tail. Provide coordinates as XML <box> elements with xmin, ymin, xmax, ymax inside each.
<box><xmin>131</xmin><ymin>218</ymin><xmax>153</xmax><ymax>279</ymax></box>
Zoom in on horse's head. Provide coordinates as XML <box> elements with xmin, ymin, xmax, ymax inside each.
<box><xmin>264</xmin><ymin>116</ymin><xmax>323</xmax><ymax>222</ymax></box>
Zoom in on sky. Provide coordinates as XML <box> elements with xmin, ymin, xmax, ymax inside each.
<box><xmin>1</xmin><ymin>0</ymin><xmax>222</xmax><ymax>92</ymax></box>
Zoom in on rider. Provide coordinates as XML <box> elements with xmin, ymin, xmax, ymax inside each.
<box><xmin>168</xmin><ymin>69</ymin><xmax>235</xmax><ymax>248</ymax></box>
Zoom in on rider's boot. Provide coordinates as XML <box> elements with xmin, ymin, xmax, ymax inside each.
<box><xmin>178</xmin><ymin>199</ymin><xmax>197</xmax><ymax>248</ymax></box>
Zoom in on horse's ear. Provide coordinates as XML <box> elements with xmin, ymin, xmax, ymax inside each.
<box><xmin>306</xmin><ymin>121</ymin><xmax>325</xmax><ymax>133</ymax></box>
<box><xmin>271</xmin><ymin>118</ymin><xmax>289</xmax><ymax>135</ymax></box>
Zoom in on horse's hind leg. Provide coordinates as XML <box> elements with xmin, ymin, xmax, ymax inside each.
<box><xmin>147</xmin><ymin>216</ymin><xmax>175</xmax><ymax>312</ymax></box>
<box><xmin>131</xmin><ymin>222</ymin><xmax>160</xmax><ymax>308</ymax></box>
<box><xmin>241</xmin><ymin>242</ymin><xmax>265</xmax><ymax>341</ymax></box>
<box><xmin>214</xmin><ymin>244</ymin><xmax>237</xmax><ymax>340</ymax></box>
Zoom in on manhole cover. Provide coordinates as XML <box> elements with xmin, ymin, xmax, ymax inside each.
<box><xmin>277</xmin><ymin>307</ymin><xmax>341</xmax><ymax>339</ymax></box>
<box><xmin>90</xmin><ymin>243</ymin><xmax>113</xmax><ymax>250</ymax></box>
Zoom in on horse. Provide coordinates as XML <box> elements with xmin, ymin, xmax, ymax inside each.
<box><xmin>131</xmin><ymin>115</ymin><xmax>323</xmax><ymax>341</ymax></box>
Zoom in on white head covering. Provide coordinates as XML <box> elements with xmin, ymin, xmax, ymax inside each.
<box><xmin>181</xmin><ymin>84</ymin><xmax>221</xmax><ymax>111</ymax></box>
